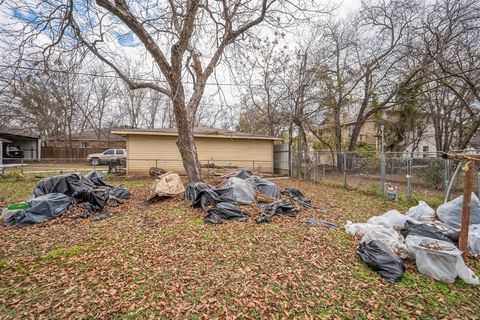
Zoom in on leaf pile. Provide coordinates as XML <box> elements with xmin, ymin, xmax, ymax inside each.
<box><xmin>0</xmin><ymin>177</ymin><xmax>479</xmax><ymax>319</ymax></box>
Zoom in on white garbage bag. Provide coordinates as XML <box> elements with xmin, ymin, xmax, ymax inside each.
<box><xmin>406</xmin><ymin>201</ymin><xmax>435</xmax><ymax>222</ymax></box>
<box><xmin>362</xmin><ymin>228</ymin><xmax>410</xmax><ymax>259</ymax></box>
<box><xmin>468</xmin><ymin>224</ymin><xmax>480</xmax><ymax>254</ymax></box>
<box><xmin>344</xmin><ymin>221</ymin><xmax>391</xmax><ymax>236</ymax></box>
<box><xmin>367</xmin><ymin>210</ymin><xmax>413</xmax><ymax>228</ymax></box>
<box><xmin>437</xmin><ymin>193</ymin><xmax>480</xmax><ymax>230</ymax></box>
<box><xmin>405</xmin><ymin>235</ymin><xmax>480</xmax><ymax>284</ymax></box>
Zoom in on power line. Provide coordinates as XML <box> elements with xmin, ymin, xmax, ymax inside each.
<box><xmin>0</xmin><ymin>63</ymin><xmax>479</xmax><ymax>107</ymax></box>
<box><xmin>0</xmin><ymin>63</ymin><xmax>250</xmax><ymax>87</ymax></box>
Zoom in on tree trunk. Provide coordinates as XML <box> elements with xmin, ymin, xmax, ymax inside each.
<box><xmin>171</xmin><ymin>83</ymin><xmax>203</xmax><ymax>182</ymax></box>
<box><xmin>347</xmin><ymin>118</ymin><xmax>364</xmax><ymax>151</ymax></box>
<box><xmin>458</xmin><ymin>120</ymin><xmax>480</xmax><ymax>150</ymax></box>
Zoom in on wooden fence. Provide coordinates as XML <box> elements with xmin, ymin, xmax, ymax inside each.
<box><xmin>41</xmin><ymin>147</ymin><xmax>105</xmax><ymax>159</ymax></box>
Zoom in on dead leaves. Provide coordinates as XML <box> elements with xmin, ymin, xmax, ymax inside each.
<box><xmin>0</xmin><ymin>177</ymin><xmax>480</xmax><ymax>319</ymax></box>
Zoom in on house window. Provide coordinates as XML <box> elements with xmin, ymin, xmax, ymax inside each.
<box><xmin>347</xmin><ymin>125</ymin><xmax>354</xmax><ymax>137</ymax></box>
<box><xmin>422</xmin><ymin>146</ymin><xmax>429</xmax><ymax>158</ymax></box>
<box><xmin>359</xmin><ymin>134</ymin><xmax>365</xmax><ymax>141</ymax></box>
<box><xmin>80</xmin><ymin>141</ymin><xmax>90</xmax><ymax>148</ymax></box>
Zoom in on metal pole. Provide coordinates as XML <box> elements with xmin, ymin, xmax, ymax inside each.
<box><xmin>460</xmin><ymin>161</ymin><xmax>475</xmax><ymax>258</ymax></box>
<box><xmin>444</xmin><ymin>159</ymin><xmax>450</xmax><ymax>199</ymax></box>
<box><xmin>323</xmin><ymin>163</ymin><xmax>326</xmax><ymax>180</ymax></box>
<box><xmin>343</xmin><ymin>152</ymin><xmax>347</xmax><ymax>189</ymax></box>
<box><xmin>207</xmin><ymin>160</ymin><xmax>210</xmax><ymax>178</ymax></box>
<box><xmin>407</xmin><ymin>158</ymin><xmax>413</xmax><ymax>202</ymax></box>
<box><xmin>21</xmin><ymin>159</ymin><xmax>24</xmax><ymax>174</ymax></box>
<box><xmin>380</xmin><ymin>125</ymin><xmax>386</xmax><ymax>198</ymax></box>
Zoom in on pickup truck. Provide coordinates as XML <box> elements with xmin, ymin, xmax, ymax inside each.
<box><xmin>2</xmin><ymin>144</ymin><xmax>24</xmax><ymax>158</ymax></box>
<box><xmin>86</xmin><ymin>149</ymin><xmax>126</xmax><ymax>166</ymax></box>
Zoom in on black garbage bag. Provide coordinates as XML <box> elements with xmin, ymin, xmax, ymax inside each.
<box><xmin>251</xmin><ymin>176</ymin><xmax>280</xmax><ymax>197</ymax></box>
<box><xmin>204</xmin><ymin>202</ymin><xmax>247</xmax><ymax>224</ymax></box>
<box><xmin>259</xmin><ymin>200</ymin><xmax>297</xmax><ymax>217</ymax></box>
<box><xmin>85</xmin><ymin>171</ymin><xmax>112</xmax><ymax>188</ymax></box>
<box><xmin>72</xmin><ymin>189</ymin><xmax>109</xmax><ymax>210</ymax></box>
<box><xmin>33</xmin><ymin>173</ymin><xmax>99</xmax><ymax>197</ymax></box>
<box><xmin>281</xmin><ymin>188</ymin><xmax>312</xmax><ymax>207</ymax></box>
<box><xmin>185</xmin><ymin>182</ymin><xmax>212</xmax><ymax>201</ymax></box>
<box><xmin>4</xmin><ymin>193</ymin><xmax>71</xmax><ymax>227</ymax></box>
<box><xmin>256</xmin><ymin>216</ymin><xmax>272</xmax><ymax>224</ymax></box>
<box><xmin>185</xmin><ymin>182</ymin><xmax>217</xmax><ymax>208</ymax></box>
<box><xmin>357</xmin><ymin>240</ymin><xmax>405</xmax><ymax>282</ymax></box>
<box><xmin>185</xmin><ymin>182</ymin><xmax>224</xmax><ymax>210</ymax></box>
<box><xmin>110</xmin><ymin>185</ymin><xmax>131</xmax><ymax>199</ymax></box>
<box><xmin>400</xmin><ymin>220</ymin><xmax>455</xmax><ymax>244</ymax></box>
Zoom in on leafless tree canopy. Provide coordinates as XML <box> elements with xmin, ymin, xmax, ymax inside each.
<box><xmin>1</xmin><ymin>0</ymin><xmax>479</xmax><ymax>178</ymax></box>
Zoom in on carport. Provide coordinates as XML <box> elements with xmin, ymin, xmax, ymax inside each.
<box><xmin>0</xmin><ymin>130</ymin><xmax>41</xmax><ymax>163</ymax></box>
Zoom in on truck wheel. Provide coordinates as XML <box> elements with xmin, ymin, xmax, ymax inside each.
<box><xmin>90</xmin><ymin>158</ymin><xmax>100</xmax><ymax>166</ymax></box>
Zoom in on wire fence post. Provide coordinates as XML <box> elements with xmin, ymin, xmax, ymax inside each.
<box><xmin>21</xmin><ymin>159</ymin><xmax>24</xmax><ymax>174</ymax></box>
<box><xmin>323</xmin><ymin>163</ymin><xmax>326</xmax><ymax>181</ymax></box>
<box><xmin>252</xmin><ymin>160</ymin><xmax>255</xmax><ymax>172</ymax></box>
<box><xmin>406</xmin><ymin>158</ymin><xmax>412</xmax><ymax>202</ymax></box>
<box><xmin>380</xmin><ymin>125</ymin><xmax>386</xmax><ymax>198</ymax></box>
<box><xmin>444</xmin><ymin>158</ymin><xmax>450</xmax><ymax>200</ymax></box>
<box><xmin>343</xmin><ymin>152</ymin><xmax>347</xmax><ymax>189</ymax></box>
<box><xmin>207</xmin><ymin>160</ymin><xmax>210</xmax><ymax>178</ymax></box>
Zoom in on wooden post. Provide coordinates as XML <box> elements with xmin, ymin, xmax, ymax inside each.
<box><xmin>459</xmin><ymin>161</ymin><xmax>475</xmax><ymax>258</ymax></box>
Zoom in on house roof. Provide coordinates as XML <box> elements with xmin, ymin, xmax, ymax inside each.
<box><xmin>0</xmin><ymin>128</ymin><xmax>40</xmax><ymax>140</ymax></box>
<box><xmin>48</xmin><ymin>130</ymin><xmax>126</xmax><ymax>142</ymax></box>
<box><xmin>112</xmin><ymin>127</ymin><xmax>280</xmax><ymax>141</ymax></box>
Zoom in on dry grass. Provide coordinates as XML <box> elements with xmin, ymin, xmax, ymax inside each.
<box><xmin>0</xmin><ymin>176</ymin><xmax>479</xmax><ymax>319</ymax></box>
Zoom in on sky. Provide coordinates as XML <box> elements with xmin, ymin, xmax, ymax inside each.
<box><xmin>0</xmin><ymin>0</ymin><xmax>364</xmax><ymax>127</ymax></box>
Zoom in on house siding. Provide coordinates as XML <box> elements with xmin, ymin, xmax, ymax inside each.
<box><xmin>126</xmin><ymin>135</ymin><xmax>274</xmax><ymax>174</ymax></box>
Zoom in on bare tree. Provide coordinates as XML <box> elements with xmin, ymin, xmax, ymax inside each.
<box><xmin>2</xmin><ymin>0</ymin><xmax>324</xmax><ymax>181</ymax></box>
<box><xmin>421</xmin><ymin>0</ymin><xmax>480</xmax><ymax>150</ymax></box>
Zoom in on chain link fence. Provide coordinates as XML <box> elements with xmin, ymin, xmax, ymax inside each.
<box><xmin>0</xmin><ymin>157</ymin><xmax>286</xmax><ymax>179</ymax></box>
<box><xmin>291</xmin><ymin>151</ymin><xmax>480</xmax><ymax>205</ymax></box>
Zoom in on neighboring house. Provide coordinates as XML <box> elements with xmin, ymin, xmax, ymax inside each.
<box><xmin>315</xmin><ymin>119</ymin><xmax>380</xmax><ymax>151</ymax></box>
<box><xmin>402</xmin><ymin>121</ymin><xmax>437</xmax><ymax>158</ymax></box>
<box><xmin>0</xmin><ymin>129</ymin><xmax>42</xmax><ymax>162</ymax></box>
<box><xmin>44</xmin><ymin>130</ymin><xmax>126</xmax><ymax>149</ymax></box>
<box><xmin>315</xmin><ymin>116</ymin><xmax>438</xmax><ymax>157</ymax></box>
<box><xmin>112</xmin><ymin>127</ymin><xmax>280</xmax><ymax>174</ymax></box>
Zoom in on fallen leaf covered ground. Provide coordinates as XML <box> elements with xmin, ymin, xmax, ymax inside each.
<box><xmin>0</xmin><ymin>176</ymin><xmax>479</xmax><ymax>319</ymax></box>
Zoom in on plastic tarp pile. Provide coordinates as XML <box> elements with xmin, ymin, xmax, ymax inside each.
<box><xmin>4</xmin><ymin>172</ymin><xmax>130</xmax><ymax>227</ymax></box>
<box><xmin>346</xmin><ymin>195</ymin><xmax>480</xmax><ymax>284</ymax></box>
<box><xmin>147</xmin><ymin>172</ymin><xmax>185</xmax><ymax>202</ymax></box>
<box><xmin>281</xmin><ymin>188</ymin><xmax>312</xmax><ymax>207</ymax></box>
<box><xmin>184</xmin><ymin>169</ymin><xmax>314</xmax><ymax>224</ymax></box>
<box><xmin>219</xmin><ymin>177</ymin><xmax>257</xmax><ymax>205</ymax></box>
<box><xmin>4</xmin><ymin>193</ymin><xmax>71</xmax><ymax>227</ymax></box>
<box><xmin>205</xmin><ymin>203</ymin><xmax>248</xmax><ymax>224</ymax></box>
